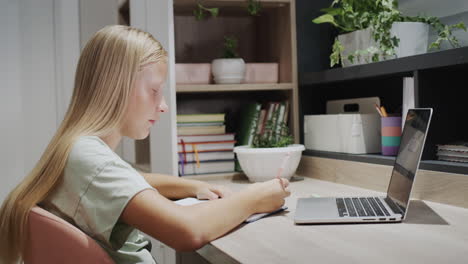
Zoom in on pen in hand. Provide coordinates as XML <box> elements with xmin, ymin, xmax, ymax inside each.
<box><xmin>276</xmin><ymin>152</ymin><xmax>291</xmax><ymax>191</ymax></box>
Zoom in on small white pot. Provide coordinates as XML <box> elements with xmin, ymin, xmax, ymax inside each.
<box><xmin>211</xmin><ymin>58</ymin><xmax>245</xmax><ymax>84</ymax></box>
<box><xmin>234</xmin><ymin>144</ymin><xmax>305</xmax><ymax>182</ymax></box>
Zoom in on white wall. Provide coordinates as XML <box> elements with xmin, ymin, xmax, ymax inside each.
<box><xmin>0</xmin><ymin>0</ymin><xmax>79</xmax><ymax>203</ymax></box>
<box><xmin>399</xmin><ymin>0</ymin><xmax>468</xmax><ymax>18</ymax></box>
<box><xmin>79</xmin><ymin>0</ymin><xmax>118</xmax><ymax>49</ymax></box>
<box><xmin>399</xmin><ymin>0</ymin><xmax>468</xmax><ymax>50</ymax></box>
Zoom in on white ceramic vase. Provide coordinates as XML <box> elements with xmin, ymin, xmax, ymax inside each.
<box><xmin>211</xmin><ymin>58</ymin><xmax>245</xmax><ymax>84</ymax></box>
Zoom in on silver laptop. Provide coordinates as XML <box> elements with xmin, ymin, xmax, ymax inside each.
<box><xmin>294</xmin><ymin>108</ymin><xmax>433</xmax><ymax>224</ymax></box>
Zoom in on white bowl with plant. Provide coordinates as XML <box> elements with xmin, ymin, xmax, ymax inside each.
<box><xmin>234</xmin><ymin>115</ymin><xmax>305</xmax><ymax>182</ymax></box>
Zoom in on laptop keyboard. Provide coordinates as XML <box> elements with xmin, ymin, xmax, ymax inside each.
<box><xmin>336</xmin><ymin>197</ymin><xmax>391</xmax><ymax>217</ymax></box>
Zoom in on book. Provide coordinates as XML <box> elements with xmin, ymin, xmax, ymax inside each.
<box><xmin>236</xmin><ymin>102</ymin><xmax>261</xmax><ymax>146</ymax></box>
<box><xmin>177</xmin><ymin>122</ymin><xmax>224</xmax><ymax>127</ymax></box>
<box><xmin>178</xmin><ymin>160</ymin><xmax>235</xmax><ymax>175</ymax></box>
<box><xmin>235</xmin><ymin>102</ymin><xmax>261</xmax><ymax>172</ymax></box>
<box><xmin>178</xmin><ymin>151</ymin><xmax>235</xmax><ymax>163</ymax></box>
<box><xmin>437</xmin><ymin>142</ymin><xmax>468</xmax><ymax>152</ymax></box>
<box><xmin>174</xmin><ymin>197</ymin><xmax>287</xmax><ymax>223</ymax></box>
<box><xmin>178</xmin><ymin>133</ymin><xmax>235</xmax><ymax>143</ymax></box>
<box><xmin>177</xmin><ymin>113</ymin><xmax>225</xmax><ymax>123</ymax></box>
<box><xmin>256</xmin><ymin>109</ymin><xmax>267</xmax><ymax>135</ymax></box>
<box><xmin>177</xmin><ymin>125</ymin><xmax>225</xmax><ymax>135</ymax></box>
<box><xmin>274</xmin><ymin>102</ymin><xmax>286</xmax><ymax>140</ymax></box>
<box><xmin>178</xmin><ymin>140</ymin><xmax>236</xmax><ymax>152</ymax></box>
<box><xmin>437</xmin><ymin>155</ymin><xmax>468</xmax><ymax>163</ymax></box>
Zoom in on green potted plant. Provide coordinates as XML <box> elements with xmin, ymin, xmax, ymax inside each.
<box><xmin>312</xmin><ymin>0</ymin><xmax>467</xmax><ymax>67</ymax></box>
<box><xmin>234</xmin><ymin>105</ymin><xmax>305</xmax><ymax>182</ymax></box>
<box><xmin>211</xmin><ymin>36</ymin><xmax>246</xmax><ymax>84</ymax></box>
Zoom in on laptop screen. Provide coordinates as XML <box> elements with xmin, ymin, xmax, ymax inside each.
<box><xmin>386</xmin><ymin>109</ymin><xmax>432</xmax><ymax>215</ymax></box>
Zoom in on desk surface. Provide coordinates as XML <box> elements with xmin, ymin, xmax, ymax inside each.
<box><xmin>189</xmin><ymin>175</ymin><xmax>468</xmax><ymax>264</ymax></box>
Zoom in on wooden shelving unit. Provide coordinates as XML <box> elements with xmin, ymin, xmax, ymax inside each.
<box><xmin>171</xmin><ymin>0</ymin><xmax>299</xmax><ymax>178</ymax></box>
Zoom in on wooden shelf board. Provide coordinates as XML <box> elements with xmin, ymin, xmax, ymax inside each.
<box><xmin>177</xmin><ymin>83</ymin><xmax>294</xmax><ymax>93</ymax></box>
<box><xmin>301</xmin><ymin>46</ymin><xmax>468</xmax><ymax>85</ymax></box>
<box><xmin>303</xmin><ymin>149</ymin><xmax>468</xmax><ymax>175</ymax></box>
<box><xmin>174</xmin><ymin>0</ymin><xmax>290</xmax><ymax>8</ymax></box>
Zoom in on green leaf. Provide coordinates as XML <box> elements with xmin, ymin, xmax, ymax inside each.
<box><xmin>312</xmin><ymin>14</ymin><xmax>338</xmax><ymax>27</ymax></box>
<box><xmin>319</xmin><ymin>7</ymin><xmax>342</xmax><ymax>16</ymax></box>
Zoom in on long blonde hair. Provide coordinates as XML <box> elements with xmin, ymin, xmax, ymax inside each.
<box><xmin>0</xmin><ymin>25</ymin><xmax>167</xmax><ymax>263</ymax></box>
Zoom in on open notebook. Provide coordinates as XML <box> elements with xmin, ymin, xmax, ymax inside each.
<box><xmin>174</xmin><ymin>197</ymin><xmax>287</xmax><ymax>223</ymax></box>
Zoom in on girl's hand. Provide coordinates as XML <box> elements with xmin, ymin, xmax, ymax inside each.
<box><xmin>194</xmin><ymin>183</ymin><xmax>233</xmax><ymax>200</ymax></box>
<box><xmin>246</xmin><ymin>178</ymin><xmax>291</xmax><ymax>214</ymax></box>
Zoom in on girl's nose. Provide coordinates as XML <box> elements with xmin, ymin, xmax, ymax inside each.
<box><xmin>158</xmin><ymin>96</ymin><xmax>168</xmax><ymax>113</ymax></box>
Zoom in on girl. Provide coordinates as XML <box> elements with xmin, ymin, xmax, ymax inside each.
<box><xmin>0</xmin><ymin>25</ymin><xmax>290</xmax><ymax>264</ymax></box>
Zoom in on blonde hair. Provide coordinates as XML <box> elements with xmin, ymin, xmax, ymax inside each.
<box><xmin>0</xmin><ymin>25</ymin><xmax>167</xmax><ymax>263</ymax></box>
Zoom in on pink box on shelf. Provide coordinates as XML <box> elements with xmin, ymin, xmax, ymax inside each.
<box><xmin>244</xmin><ymin>63</ymin><xmax>279</xmax><ymax>84</ymax></box>
<box><xmin>175</xmin><ymin>63</ymin><xmax>211</xmax><ymax>84</ymax></box>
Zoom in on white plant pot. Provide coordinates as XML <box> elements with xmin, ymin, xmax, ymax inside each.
<box><xmin>211</xmin><ymin>58</ymin><xmax>245</xmax><ymax>84</ymax></box>
<box><xmin>234</xmin><ymin>144</ymin><xmax>305</xmax><ymax>182</ymax></box>
<box><xmin>338</xmin><ymin>27</ymin><xmax>378</xmax><ymax>67</ymax></box>
<box><xmin>338</xmin><ymin>22</ymin><xmax>429</xmax><ymax>67</ymax></box>
<box><xmin>390</xmin><ymin>22</ymin><xmax>429</xmax><ymax>58</ymax></box>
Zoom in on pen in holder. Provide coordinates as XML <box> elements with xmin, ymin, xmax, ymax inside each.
<box><xmin>381</xmin><ymin>116</ymin><xmax>402</xmax><ymax>156</ymax></box>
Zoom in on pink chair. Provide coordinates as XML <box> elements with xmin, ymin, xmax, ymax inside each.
<box><xmin>24</xmin><ymin>206</ymin><xmax>115</xmax><ymax>264</ymax></box>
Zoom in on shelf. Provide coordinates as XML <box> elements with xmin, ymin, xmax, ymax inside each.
<box><xmin>304</xmin><ymin>150</ymin><xmax>468</xmax><ymax>175</ymax></box>
<box><xmin>176</xmin><ymin>83</ymin><xmax>294</xmax><ymax>93</ymax></box>
<box><xmin>301</xmin><ymin>46</ymin><xmax>468</xmax><ymax>85</ymax></box>
<box><xmin>174</xmin><ymin>0</ymin><xmax>290</xmax><ymax>8</ymax></box>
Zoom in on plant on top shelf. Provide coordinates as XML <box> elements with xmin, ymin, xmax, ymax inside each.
<box><xmin>211</xmin><ymin>36</ymin><xmax>245</xmax><ymax>84</ymax></box>
<box><xmin>247</xmin><ymin>0</ymin><xmax>262</xmax><ymax>16</ymax></box>
<box><xmin>193</xmin><ymin>0</ymin><xmax>262</xmax><ymax>20</ymax></box>
<box><xmin>194</xmin><ymin>2</ymin><xmax>218</xmax><ymax>20</ymax></box>
<box><xmin>312</xmin><ymin>0</ymin><xmax>467</xmax><ymax>67</ymax></box>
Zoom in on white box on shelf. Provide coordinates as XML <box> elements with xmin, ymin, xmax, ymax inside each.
<box><xmin>304</xmin><ymin>97</ymin><xmax>381</xmax><ymax>154</ymax></box>
<box><xmin>175</xmin><ymin>63</ymin><xmax>211</xmax><ymax>84</ymax></box>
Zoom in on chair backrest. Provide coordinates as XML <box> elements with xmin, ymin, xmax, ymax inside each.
<box><xmin>24</xmin><ymin>206</ymin><xmax>115</xmax><ymax>264</ymax></box>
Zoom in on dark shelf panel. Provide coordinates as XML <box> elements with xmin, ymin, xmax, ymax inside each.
<box><xmin>301</xmin><ymin>46</ymin><xmax>468</xmax><ymax>85</ymax></box>
<box><xmin>304</xmin><ymin>150</ymin><xmax>468</xmax><ymax>175</ymax></box>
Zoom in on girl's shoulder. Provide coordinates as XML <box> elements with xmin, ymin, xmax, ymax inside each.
<box><xmin>67</xmin><ymin>136</ymin><xmax>122</xmax><ymax>173</ymax></box>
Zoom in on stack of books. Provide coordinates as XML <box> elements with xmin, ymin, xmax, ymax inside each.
<box><xmin>436</xmin><ymin>141</ymin><xmax>468</xmax><ymax>163</ymax></box>
<box><xmin>177</xmin><ymin>113</ymin><xmax>236</xmax><ymax>176</ymax></box>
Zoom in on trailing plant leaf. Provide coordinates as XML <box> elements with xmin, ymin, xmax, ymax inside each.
<box><xmin>247</xmin><ymin>0</ymin><xmax>262</xmax><ymax>16</ymax></box>
<box><xmin>331</xmin><ymin>38</ymin><xmax>344</xmax><ymax>67</ymax></box>
<box><xmin>194</xmin><ymin>2</ymin><xmax>218</xmax><ymax>21</ymax></box>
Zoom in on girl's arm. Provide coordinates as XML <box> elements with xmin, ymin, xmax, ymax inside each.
<box><xmin>120</xmin><ymin>179</ymin><xmax>289</xmax><ymax>251</ymax></box>
<box><xmin>141</xmin><ymin>172</ymin><xmax>231</xmax><ymax>200</ymax></box>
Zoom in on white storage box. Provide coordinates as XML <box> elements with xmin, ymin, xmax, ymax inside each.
<box><xmin>304</xmin><ymin>97</ymin><xmax>382</xmax><ymax>154</ymax></box>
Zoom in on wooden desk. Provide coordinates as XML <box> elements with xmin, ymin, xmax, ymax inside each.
<box><xmin>184</xmin><ymin>174</ymin><xmax>468</xmax><ymax>264</ymax></box>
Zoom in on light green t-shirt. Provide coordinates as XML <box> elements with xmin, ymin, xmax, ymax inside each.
<box><xmin>43</xmin><ymin>136</ymin><xmax>157</xmax><ymax>264</ymax></box>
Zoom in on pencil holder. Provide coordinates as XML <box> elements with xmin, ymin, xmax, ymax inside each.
<box><xmin>381</xmin><ymin>116</ymin><xmax>402</xmax><ymax>156</ymax></box>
